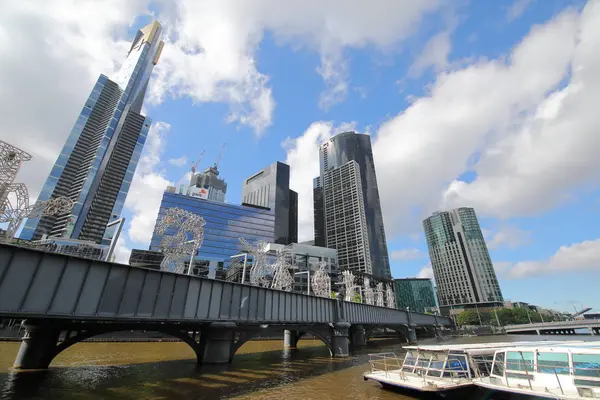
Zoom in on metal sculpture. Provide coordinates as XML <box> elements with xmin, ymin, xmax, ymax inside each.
<box><xmin>155</xmin><ymin>207</ymin><xmax>206</xmax><ymax>274</ymax></box>
<box><xmin>363</xmin><ymin>276</ymin><xmax>374</xmax><ymax>305</ymax></box>
<box><xmin>311</xmin><ymin>261</ymin><xmax>331</xmax><ymax>298</ymax></box>
<box><xmin>375</xmin><ymin>282</ymin><xmax>385</xmax><ymax>307</ymax></box>
<box><xmin>239</xmin><ymin>238</ymin><xmax>272</xmax><ymax>287</ymax></box>
<box><xmin>386</xmin><ymin>283</ymin><xmax>396</xmax><ymax>309</ymax></box>
<box><xmin>270</xmin><ymin>244</ymin><xmax>294</xmax><ymax>291</ymax></box>
<box><xmin>342</xmin><ymin>270</ymin><xmax>355</xmax><ymax>302</ymax></box>
<box><xmin>0</xmin><ymin>141</ymin><xmax>32</xmax><ymax>210</ymax></box>
<box><xmin>0</xmin><ymin>184</ymin><xmax>74</xmax><ymax>242</ymax></box>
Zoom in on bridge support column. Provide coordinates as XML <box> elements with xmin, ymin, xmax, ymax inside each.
<box><xmin>201</xmin><ymin>324</ymin><xmax>235</xmax><ymax>364</ymax></box>
<box><xmin>406</xmin><ymin>326</ymin><xmax>417</xmax><ymax>343</ymax></box>
<box><xmin>284</xmin><ymin>330</ymin><xmax>300</xmax><ymax>348</ymax></box>
<box><xmin>350</xmin><ymin>325</ymin><xmax>367</xmax><ymax>347</ymax></box>
<box><xmin>13</xmin><ymin>321</ymin><xmax>60</xmax><ymax>370</ymax></box>
<box><xmin>331</xmin><ymin>322</ymin><xmax>351</xmax><ymax>357</ymax></box>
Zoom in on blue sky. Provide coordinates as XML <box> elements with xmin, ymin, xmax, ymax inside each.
<box><xmin>2</xmin><ymin>0</ymin><xmax>599</xmax><ymax>312</ymax></box>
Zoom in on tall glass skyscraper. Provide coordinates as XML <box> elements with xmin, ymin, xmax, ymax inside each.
<box><xmin>423</xmin><ymin>207</ymin><xmax>503</xmax><ymax>310</ymax></box>
<box><xmin>313</xmin><ymin>131</ymin><xmax>391</xmax><ymax>279</ymax></box>
<box><xmin>21</xmin><ymin>21</ymin><xmax>164</xmax><ymax>244</ymax></box>
<box><xmin>394</xmin><ymin>278</ymin><xmax>438</xmax><ymax>313</ymax></box>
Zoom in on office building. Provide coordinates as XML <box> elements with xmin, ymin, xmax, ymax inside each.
<box><xmin>394</xmin><ymin>278</ymin><xmax>438</xmax><ymax>313</ymax></box>
<box><xmin>21</xmin><ymin>21</ymin><xmax>164</xmax><ymax>244</ymax></box>
<box><xmin>242</xmin><ymin>161</ymin><xmax>298</xmax><ymax>244</ymax></box>
<box><xmin>423</xmin><ymin>207</ymin><xmax>503</xmax><ymax>312</ymax></box>
<box><xmin>150</xmin><ymin>191</ymin><xmax>275</xmax><ymax>277</ymax></box>
<box><xmin>313</xmin><ymin>131</ymin><xmax>391</xmax><ymax>279</ymax></box>
<box><xmin>188</xmin><ymin>165</ymin><xmax>227</xmax><ymax>202</ymax></box>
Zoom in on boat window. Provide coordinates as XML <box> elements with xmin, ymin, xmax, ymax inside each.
<box><xmin>404</xmin><ymin>352</ymin><xmax>417</xmax><ymax>366</ymax></box>
<box><xmin>492</xmin><ymin>352</ymin><xmax>505</xmax><ymax>376</ymax></box>
<box><xmin>443</xmin><ymin>354</ymin><xmax>468</xmax><ymax>378</ymax></box>
<box><xmin>537</xmin><ymin>352</ymin><xmax>569</xmax><ymax>375</ymax></box>
<box><xmin>507</xmin><ymin>351</ymin><xmax>534</xmax><ymax>372</ymax></box>
<box><xmin>573</xmin><ymin>354</ymin><xmax>600</xmax><ymax>378</ymax></box>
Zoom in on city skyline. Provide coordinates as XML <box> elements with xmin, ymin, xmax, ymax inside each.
<box><xmin>1</xmin><ymin>0</ymin><xmax>599</xmax><ymax>311</ymax></box>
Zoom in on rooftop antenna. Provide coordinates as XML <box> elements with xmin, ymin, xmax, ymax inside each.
<box><xmin>214</xmin><ymin>143</ymin><xmax>226</xmax><ymax>170</ymax></box>
<box><xmin>190</xmin><ymin>150</ymin><xmax>205</xmax><ymax>174</ymax></box>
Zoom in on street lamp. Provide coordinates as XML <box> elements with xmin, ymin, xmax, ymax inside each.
<box><xmin>295</xmin><ymin>270</ymin><xmax>310</xmax><ymax>295</ymax></box>
<box><xmin>105</xmin><ymin>217</ymin><xmax>125</xmax><ymax>262</ymax></box>
<box><xmin>230</xmin><ymin>253</ymin><xmax>249</xmax><ymax>284</ymax></box>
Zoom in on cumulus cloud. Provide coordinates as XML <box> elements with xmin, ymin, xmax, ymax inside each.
<box><xmin>417</xmin><ymin>263</ymin><xmax>435</xmax><ymax>280</ymax></box>
<box><xmin>390</xmin><ymin>248</ymin><xmax>427</xmax><ymax>260</ymax></box>
<box><xmin>168</xmin><ymin>156</ymin><xmax>188</xmax><ymax>167</ymax></box>
<box><xmin>507</xmin><ymin>0</ymin><xmax>534</xmax><ymax>21</ymax></box>
<box><xmin>497</xmin><ymin>238</ymin><xmax>600</xmax><ymax>279</ymax></box>
<box><xmin>408</xmin><ymin>30</ymin><xmax>452</xmax><ymax>78</ymax></box>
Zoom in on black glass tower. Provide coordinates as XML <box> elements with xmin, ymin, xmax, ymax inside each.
<box><xmin>313</xmin><ymin>131</ymin><xmax>391</xmax><ymax>279</ymax></box>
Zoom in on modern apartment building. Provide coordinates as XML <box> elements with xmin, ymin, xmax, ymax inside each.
<box><xmin>241</xmin><ymin>161</ymin><xmax>298</xmax><ymax>245</ymax></box>
<box><xmin>21</xmin><ymin>21</ymin><xmax>164</xmax><ymax>244</ymax></box>
<box><xmin>313</xmin><ymin>131</ymin><xmax>391</xmax><ymax>279</ymax></box>
<box><xmin>394</xmin><ymin>278</ymin><xmax>438</xmax><ymax>313</ymax></box>
<box><xmin>423</xmin><ymin>207</ymin><xmax>503</xmax><ymax>311</ymax></box>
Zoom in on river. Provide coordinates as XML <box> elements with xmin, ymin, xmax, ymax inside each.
<box><xmin>0</xmin><ymin>335</ymin><xmax>593</xmax><ymax>399</ymax></box>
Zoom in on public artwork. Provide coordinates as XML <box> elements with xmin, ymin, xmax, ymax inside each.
<box><xmin>375</xmin><ymin>282</ymin><xmax>385</xmax><ymax>307</ymax></box>
<box><xmin>239</xmin><ymin>238</ymin><xmax>272</xmax><ymax>287</ymax></box>
<box><xmin>155</xmin><ymin>207</ymin><xmax>206</xmax><ymax>274</ymax></box>
<box><xmin>270</xmin><ymin>244</ymin><xmax>294</xmax><ymax>291</ymax></box>
<box><xmin>363</xmin><ymin>277</ymin><xmax>374</xmax><ymax>305</ymax></box>
<box><xmin>311</xmin><ymin>261</ymin><xmax>331</xmax><ymax>298</ymax></box>
<box><xmin>386</xmin><ymin>283</ymin><xmax>396</xmax><ymax>309</ymax></box>
<box><xmin>342</xmin><ymin>270</ymin><xmax>355</xmax><ymax>302</ymax></box>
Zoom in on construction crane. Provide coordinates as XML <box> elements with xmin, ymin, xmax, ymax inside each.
<box><xmin>214</xmin><ymin>143</ymin><xmax>226</xmax><ymax>169</ymax></box>
<box><xmin>190</xmin><ymin>150</ymin><xmax>205</xmax><ymax>174</ymax></box>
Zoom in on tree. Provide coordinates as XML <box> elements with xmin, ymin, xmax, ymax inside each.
<box><xmin>351</xmin><ymin>292</ymin><xmax>362</xmax><ymax>303</ymax></box>
<box><xmin>456</xmin><ymin>310</ymin><xmax>480</xmax><ymax>325</ymax></box>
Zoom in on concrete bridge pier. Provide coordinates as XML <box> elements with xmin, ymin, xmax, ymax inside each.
<box><xmin>284</xmin><ymin>330</ymin><xmax>300</xmax><ymax>348</ymax></box>
<box><xmin>201</xmin><ymin>323</ymin><xmax>235</xmax><ymax>364</ymax></box>
<box><xmin>350</xmin><ymin>325</ymin><xmax>367</xmax><ymax>348</ymax></box>
<box><xmin>13</xmin><ymin>321</ymin><xmax>60</xmax><ymax>370</ymax></box>
<box><xmin>331</xmin><ymin>322</ymin><xmax>351</xmax><ymax>357</ymax></box>
<box><xmin>406</xmin><ymin>326</ymin><xmax>417</xmax><ymax>343</ymax></box>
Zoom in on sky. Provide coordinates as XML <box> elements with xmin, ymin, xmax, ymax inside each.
<box><xmin>1</xmin><ymin>0</ymin><xmax>599</xmax><ymax>312</ymax></box>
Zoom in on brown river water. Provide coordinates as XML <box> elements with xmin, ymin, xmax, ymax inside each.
<box><xmin>0</xmin><ymin>335</ymin><xmax>590</xmax><ymax>399</ymax></box>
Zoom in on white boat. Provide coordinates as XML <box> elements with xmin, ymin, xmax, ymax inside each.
<box><xmin>469</xmin><ymin>341</ymin><xmax>600</xmax><ymax>399</ymax></box>
<box><xmin>363</xmin><ymin>342</ymin><xmax>538</xmax><ymax>394</ymax></box>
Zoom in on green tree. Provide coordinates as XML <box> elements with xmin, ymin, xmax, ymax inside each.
<box><xmin>330</xmin><ymin>291</ymin><xmax>337</xmax><ymax>299</ymax></box>
<box><xmin>351</xmin><ymin>292</ymin><xmax>361</xmax><ymax>303</ymax></box>
<box><xmin>456</xmin><ymin>310</ymin><xmax>480</xmax><ymax>325</ymax></box>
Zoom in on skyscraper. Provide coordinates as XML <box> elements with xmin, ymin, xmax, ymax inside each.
<box><xmin>242</xmin><ymin>161</ymin><xmax>298</xmax><ymax>245</ymax></box>
<box><xmin>21</xmin><ymin>21</ymin><xmax>164</xmax><ymax>244</ymax></box>
<box><xmin>188</xmin><ymin>165</ymin><xmax>227</xmax><ymax>202</ymax></box>
<box><xmin>423</xmin><ymin>207</ymin><xmax>503</xmax><ymax>311</ymax></box>
<box><xmin>313</xmin><ymin>131</ymin><xmax>391</xmax><ymax>279</ymax></box>
<box><xmin>394</xmin><ymin>278</ymin><xmax>438</xmax><ymax>313</ymax></box>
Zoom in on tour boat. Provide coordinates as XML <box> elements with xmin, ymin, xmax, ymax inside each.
<box><xmin>470</xmin><ymin>341</ymin><xmax>600</xmax><ymax>399</ymax></box>
<box><xmin>363</xmin><ymin>342</ymin><xmax>532</xmax><ymax>394</ymax></box>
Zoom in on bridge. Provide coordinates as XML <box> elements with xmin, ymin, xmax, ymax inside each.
<box><xmin>0</xmin><ymin>244</ymin><xmax>452</xmax><ymax>370</ymax></box>
<box><xmin>504</xmin><ymin>319</ymin><xmax>600</xmax><ymax>335</ymax></box>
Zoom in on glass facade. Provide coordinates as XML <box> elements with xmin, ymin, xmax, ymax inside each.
<box><xmin>150</xmin><ymin>192</ymin><xmax>275</xmax><ymax>270</ymax></box>
<box><xmin>394</xmin><ymin>278</ymin><xmax>438</xmax><ymax>313</ymax></box>
<box><xmin>313</xmin><ymin>131</ymin><xmax>391</xmax><ymax>279</ymax></box>
<box><xmin>241</xmin><ymin>161</ymin><xmax>298</xmax><ymax>244</ymax></box>
<box><xmin>21</xmin><ymin>21</ymin><xmax>164</xmax><ymax>244</ymax></box>
<box><xmin>423</xmin><ymin>207</ymin><xmax>503</xmax><ymax>308</ymax></box>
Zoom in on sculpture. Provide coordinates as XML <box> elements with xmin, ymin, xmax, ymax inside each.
<box><xmin>342</xmin><ymin>270</ymin><xmax>355</xmax><ymax>302</ymax></box>
<box><xmin>155</xmin><ymin>207</ymin><xmax>205</xmax><ymax>274</ymax></box>
<box><xmin>386</xmin><ymin>283</ymin><xmax>396</xmax><ymax>309</ymax></box>
<box><xmin>239</xmin><ymin>238</ymin><xmax>272</xmax><ymax>287</ymax></box>
<box><xmin>311</xmin><ymin>261</ymin><xmax>331</xmax><ymax>298</ymax></box>
<box><xmin>375</xmin><ymin>282</ymin><xmax>385</xmax><ymax>307</ymax></box>
<box><xmin>363</xmin><ymin>276</ymin><xmax>374</xmax><ymax>305</ymax></box>
<box><xmin>270</xmin><ymin>244</ymin><xmax>294</xmax><ymax>291</ymax></box>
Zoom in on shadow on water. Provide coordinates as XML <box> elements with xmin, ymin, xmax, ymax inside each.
<box><xmin>0</xmin><ymin>341</ymin><xmax>397</xmax><ymax>400</ymax></box>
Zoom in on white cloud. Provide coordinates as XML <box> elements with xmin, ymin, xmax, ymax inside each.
<box><xmin>125</xmin><ymin>122</ymin><xmax>172</xmax><ymax>244</ymax></box>
<box><xmin>417</xmin><ymin>263</ymin><xmax>435</xmax><ymax>280</ymax></box>
<box><xmin>484</xmin><ymin>225</ymin><xmax>532</xmax><ymax>250</ymax></box>
<box><xmin>168</xmin><ymin>156</ymin><xmax>188</xmax><ymax>167</ymax></box>
<box><xmin>372</xmin><ymin>7</ymin><xmax>584</xmax><ymax>236</ymax></box>
<box><xmin>442</xmin><ymin>1</ymin><xmax>600</xmax><ymax>219</ymax></box>
<box><xmin>498</xmin><ymin>238</ymin><xmax>600</xmax><ymax>279</ymax></box>
<box><xmin>390</xmin><ymin>248</ymin><xmax>426</xmax><ymax>260</ymax></box>
<box><xmin>317</xmin><ymin>51</ymin><xmax>349</xmax><ymax>110</ymax></box>
<box><xmin>507</xmin><ymin>0</ymin><xmax>534</xmax><ymax>21</ymax></box>
<box><xmin>409</xmin><ymin>30</ymin><xmax>452</xmax><ymax>78</ymax></box>
<box><xmin>113</xmin><ymin>237</ymin><xmax>133</xmax><ymax>264</ymax></box>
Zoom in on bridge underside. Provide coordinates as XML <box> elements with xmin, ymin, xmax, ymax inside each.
<box><xmin>12</xmin><ymin>319</ymin><xmax>421</xmax><ymax>370</ymax></box>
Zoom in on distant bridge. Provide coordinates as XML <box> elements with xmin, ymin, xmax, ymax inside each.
<box><xmin>504</xmin><ymin>319</ymin><xmax>600</xmax><ymax>335</ymax></box>
<box><xmin>0</xmin><ymin>244</ymin><xmax>452</xmax><ymax>370</ymax></box>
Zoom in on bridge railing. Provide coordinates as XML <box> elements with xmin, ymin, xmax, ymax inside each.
<box><xmin>504</xmin><ymin>319</ymin><xmax>600</xmax><ymax>330</ymax></box>
<box><xmin>0</xmin><ymin>244</ymin><xmax>450</xmax><ymax>327</ymax></box>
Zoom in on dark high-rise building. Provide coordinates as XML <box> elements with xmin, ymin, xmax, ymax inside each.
<box><xmin>313</xmin><ymin>131</ymin><xmax>391</xmax><ymax>279</ymax></box>
<box><xmin>242</xmin><ymin>161</ymin><xmax>298</xmax><ymax>244</ymax></box>
<box><xmin>21</xmin><ymin>21</ymin><xmax>164</xmax><ymax>244</ymax></box>
<box><xmin>423</xmin><ymin>207</ymin><xmax>503</xmax><ymax>310</ymax></box>
<box><xmin>394</xmin><ymin>278</ymin><xmax>438</xmax><ymax>313</ymax></box>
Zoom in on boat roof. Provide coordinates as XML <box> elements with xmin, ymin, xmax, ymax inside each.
<box><xmin>466</xmin><ymin>341</ymin><xmax>600</xmax><ymax>355</ymax></box>
<box><xmin>405</xmin><ymin>340</ymin><xmax>588</xmax><ymax>356</ymax></box>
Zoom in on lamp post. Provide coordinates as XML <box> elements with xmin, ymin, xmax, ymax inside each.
<box><xmin>294</xmin><ymin>270</ymin><xmax>310</xmax><ymax>295</ymax></box>
<box><xmin>231</xmin><ymin>253</ymin><xmax>249</xmax><ymax>284</ymax></box>
<box><xmin>105</xmin><ymin>217</ymin><xmax>125</xmax><ymax>262</ymax></box>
